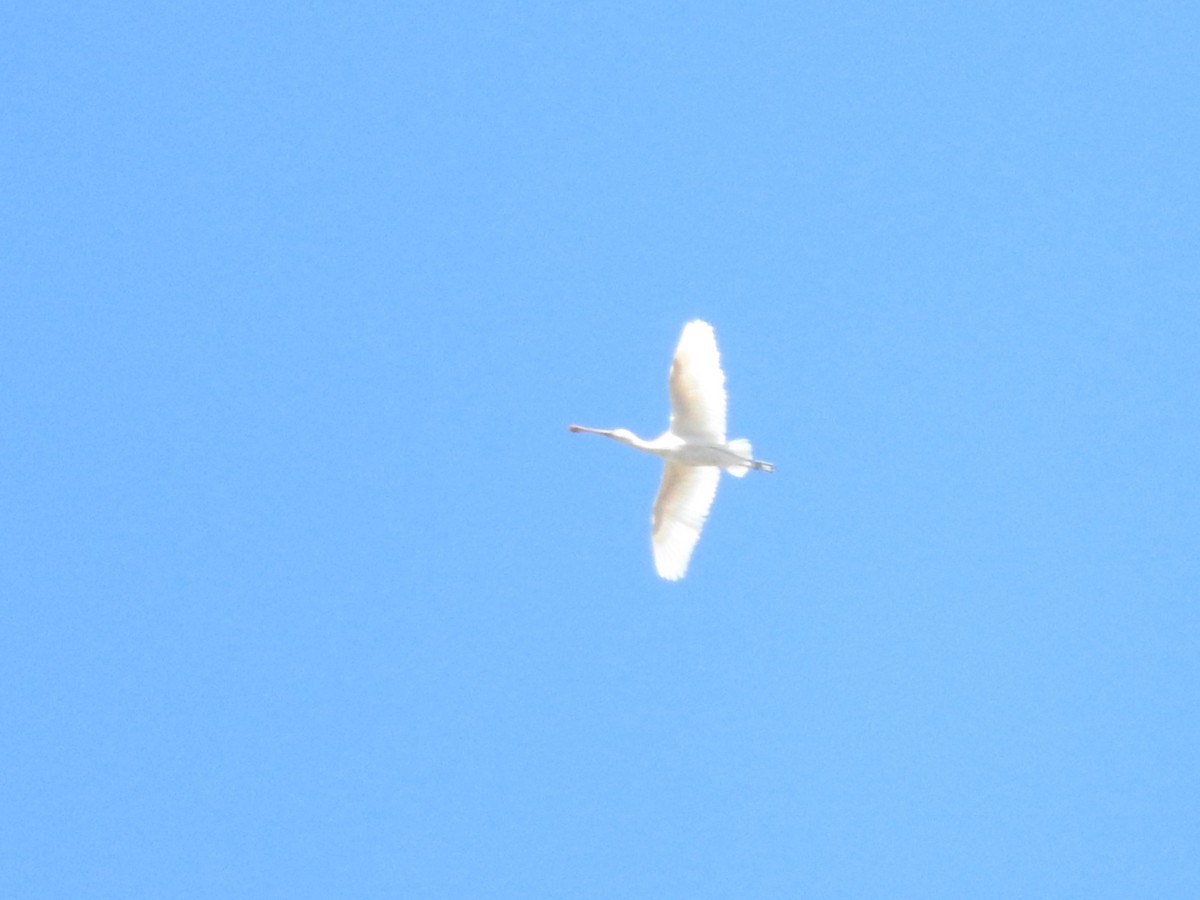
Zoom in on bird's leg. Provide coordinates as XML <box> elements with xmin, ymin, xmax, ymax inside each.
<box><xmin>751</xmin><ymin>459</ymin><xmax>775</xmax><ymax>473</ymax></box>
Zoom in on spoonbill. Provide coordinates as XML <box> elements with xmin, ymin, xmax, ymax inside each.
<box><xmin>569</xmin><ymin>320</ymin><xmax>773</xmax><ymax>580</ymax></box>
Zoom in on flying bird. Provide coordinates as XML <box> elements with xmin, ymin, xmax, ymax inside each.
<box><xmin>569</xmin><ymin>320</ymin><xmax>773</xmax><ymax>580</ymax></box>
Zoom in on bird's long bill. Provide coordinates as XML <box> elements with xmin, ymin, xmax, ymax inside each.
<box><xmin>568</xmin><ymin>425</ymin><xmax>613</xmax><ymax>436</ymax></box>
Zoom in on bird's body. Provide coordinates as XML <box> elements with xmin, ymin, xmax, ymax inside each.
<box><xmin>569</xmin><ymin>320</ymin><xmax>773</xmax><ymax>580</ymax></box>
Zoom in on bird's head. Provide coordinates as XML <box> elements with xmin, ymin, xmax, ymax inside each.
<box><xmin>568</xmin><ymin>425</ymin><xmax>640</xmax><ymax>447</ymax></box>
<box><xmin>608</xmin><ymin>428</ymin><xmax>638</xmax><ymax>446</ymax></box>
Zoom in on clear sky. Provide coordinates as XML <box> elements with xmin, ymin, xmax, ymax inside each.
<box><xmin>4</xmin><ymin>2</ymin><xmax>1198</xmax><ymax>897</ymax></box>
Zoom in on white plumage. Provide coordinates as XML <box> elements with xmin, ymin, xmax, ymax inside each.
<box><xmin>569</xmin><ymin>320</ymin><xmax>773</xmax><ymax>580</ymax></box>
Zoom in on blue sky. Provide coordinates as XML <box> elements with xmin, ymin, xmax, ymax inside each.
<box><xmin>4</xmin><ymin>2</ymin><xmax>1198</xmax><ymax>897</ymax></box>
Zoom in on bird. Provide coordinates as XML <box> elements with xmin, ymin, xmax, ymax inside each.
<box><xmin>569</xmin><ymin>319</ymin><xmax>773</xmax><ymax>580</ymax></box>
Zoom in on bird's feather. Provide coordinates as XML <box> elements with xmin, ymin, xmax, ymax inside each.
<box><xmin>668</xmin><ymin>320</ymin><xmax>727</xmax><ymax>442</ymax></box>
<box><xmin>651</xmin><ymin>462</ymin><xmax>721</xmax><ymax>580</ymax></box>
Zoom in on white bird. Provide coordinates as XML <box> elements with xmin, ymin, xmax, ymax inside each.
<box><xmin>569</xmin><ymin>320</ymin><xmax>773</xmax><ymax>580</ymax></box>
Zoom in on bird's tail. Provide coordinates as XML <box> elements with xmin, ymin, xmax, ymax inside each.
<box><xmin>724</xmin><ymin>438</ymin><xmax>774</xmax><ymax>477</ymax></box>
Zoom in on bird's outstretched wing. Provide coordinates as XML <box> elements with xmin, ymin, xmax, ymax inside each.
<box><xmin>651</xmin><ymin>462</ymin><xmax>721</xmax><ymax>580</ymax></box>
<box><xmin>668</xmin><ymin>320</ymin><xmax>727</xmax><ymax>442</ymax></box>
